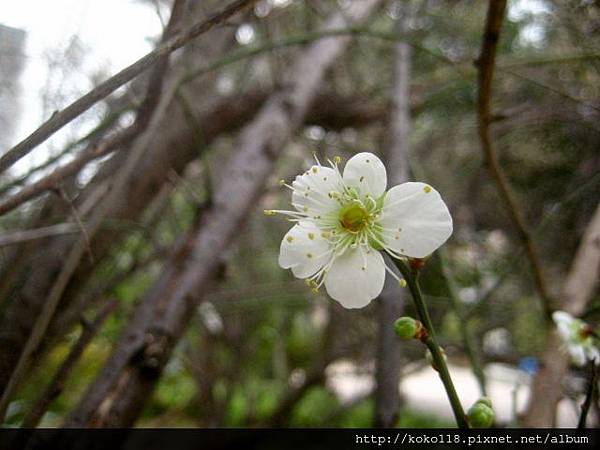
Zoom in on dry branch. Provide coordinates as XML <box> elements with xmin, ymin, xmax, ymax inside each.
<box><xmin>0</xmin><ymin>0</ymin><xmax>195</xmax><ymax>419</ymax></box>
<box><xmin>21</xmin><ymin>299</ymin><xmax>117</xmax><ymax>428</ymax></box>
<box><xmin>0</xmin><ymin>223</ymin><xmax>79</xmax><ymax>247</ymax></box>
<box><xmin>0</xmin><ymin>0</ymin><xmax>258</xmax><ymax>175</ymax></box>
<box><xmin>476</xmin><ymin>0</ymin><xmax>553</xmax><ymax>319</ymax></box>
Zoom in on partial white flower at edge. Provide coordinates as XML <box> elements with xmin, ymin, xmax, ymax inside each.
<box><xmin>553</xmin><ymin>311</ymin><xmax>599</xmax><ymax>367</ymax></box>
<box><xmin>267</xmin><ymin>152</ymin><xmax>453</xmax><ymax>309</ymax></box>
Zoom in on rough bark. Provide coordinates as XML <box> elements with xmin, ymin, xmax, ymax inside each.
<box><xmin>374</xmin><ymin>14</ymin><xmax>411</xmax><ymax>428</ymax></box>
<box><xmin>523</xmin><ymin>204</ymin><xmax>600</xmax><ymax>427</ymax></box>
<box><xmin>65</xmin><ymin>0</ymin><xmax>383</xmax><ymax>428</ymax></box>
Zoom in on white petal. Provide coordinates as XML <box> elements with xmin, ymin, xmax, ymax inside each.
<box><xmin>379</xmin><ymin>182</ymin><xmax>453</xmax><ymax>258</ymax></box>
<box><xmin>569</xmin><ymin>344</ymin><xmax>587</xmax><ymax>367</ymax></box>
<box><xmin>324</xmin><ymin>247</ymin><xmax>385</xmax><ymax>309</ymax></box>
<box><xmin>552</xmin><ymin>311</ymin><xmax>575</xmax><ymax>326</ymax></box>
<box><xmin>292</xmin><ymin>166</ymin><xmax>342</xmax><ymax>216</ymax></box>
<box><xmin>343</xmin><ymin>152</ymin><xmax>387</xmax><ymax>199</ymax></box>
<box><xmin>553</xmin><ymin>311</ymin><xmax>575</xmax><ymax>341</ymax></box>
<box><xmin>278</xmin><ymin>221</ymin><xmax>331</xmax><ymax>278</ymax></box>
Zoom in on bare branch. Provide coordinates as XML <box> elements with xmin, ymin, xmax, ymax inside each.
<box><xmin>0</xmin><ymin>0</ymin><xmax>258</xmax><ymax>175</ymax></box>
<box><xmin>0</xmin><ymin>0</ymin><xmax>193</xmax><ymax>420</ymax></box>
<box><xmin>21</xmin><ymin>299</ymin><xmax>117</xmax><ymax>428</ymax></box>
<box><xmin>476</xmin><ymin>0</ymin><xmax>553</xmax><ymax>320</ymax></box>
<box><xmin>0</xmin><ymin>223</ymin><xmax>79</xmax><ymax>247</ymax></box>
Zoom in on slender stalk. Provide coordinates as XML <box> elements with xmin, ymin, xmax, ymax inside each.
<box><xmin>578</xmin><ymin>360</ymin><xmax>597</xmax><ymax>429</ymax></box>
<box><xmin>392</xmin><ymin>257</ymin><xmax>468</xmax><ymax>429</ymax></box>
<box><xmin>476</xmin><ymin>0</ymin><xmax>554</xmax><ymax>322</ymax></box>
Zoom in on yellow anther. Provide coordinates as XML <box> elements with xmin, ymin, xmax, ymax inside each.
<box><xmin>308</xmin><ymin>232</ymin><xmax>315</xmax><ymax>240</ymax></box>
<box><xmin>399</xmin><ymin>279</ymin><xmax>407</xmax><ymax>288</ymax></box>
<box><xmin>312</xmin><ymin>167</ymin><xmax>318</xmax><ymax>174</ymax></box>
<box><xmin>286</xmin><ymin>235</ymin><xmax>294</xmax><ymax>243</ymax></box>
<box><xmin>423</xmin><ymin>185</ymin><xmax>432</xmax><ymax>193</ymax></box>
<box><xmin>334</xmin><ymin>155</ymin><xmax>342</xmax><ymax>164</ymax></box>
<box><xmin>311</xmin><ymin>287</ymin><xmax>319</xmax><ymax>294</ymax></box>
<box><xmin>264</xmin><ymin>210</ymin><xmax>276</xmax><ymax>216</ymax></box>
<box><xmin>303</xmin><ymin>206</ymin><xmax>309</xmax><ymax>212</ymax></box>
<box><xmin>321</xmin><ymin>231</ymin><xmax>331</xmax><ymax>239</ymax></box>
<box><xmin>279</xmin><ymin>179</ymin><xmax>286</xmax><ymax>186</ymax></box>
<box><xmin>305</xmin><ymin>279</ymin><xmax>312</xmax><ymax>286</ymax></box>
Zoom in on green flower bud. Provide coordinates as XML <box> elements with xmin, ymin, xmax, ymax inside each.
<box><xmin>394</xmin><ymin>317</ymin><xmax>419</xmax><ymax>340</ymax></box>
<box><xmin>468</xmin><ymin>398</ymin><xmax>495</xmax><ymax>428</ymax></box>
<box><xmin>476</xmin><ymin>396</ymin><xmax>493</xmax><ymax>408</ymax></box>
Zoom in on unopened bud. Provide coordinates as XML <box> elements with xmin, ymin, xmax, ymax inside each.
<box><xmin>394</xmin><ymin>317</ymin><xmax>421</xmax><ymax>340</ymax></box>
<box><xmin>467</xmin><ymin>398</ymin><xmax>495</xmax><ymax>428</ymax></box>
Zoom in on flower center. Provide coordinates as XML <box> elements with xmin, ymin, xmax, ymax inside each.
<box><xmin>339</xmin><ymin>202</ymin><xmax>370</xmax><ymax>233</ymax></box>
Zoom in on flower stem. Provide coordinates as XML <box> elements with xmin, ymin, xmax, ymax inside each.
<box><xmin>392</xmin><ymin>257</ymin><xmax>469</xmax><ymax>429</ymax></box>
<box><xmin>578</xmin><ymin>360</ymin><xmax>597</xmax><ymax>429</ymax></box>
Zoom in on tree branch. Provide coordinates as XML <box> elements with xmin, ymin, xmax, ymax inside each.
<box><xmin>0</xmin><ymin>223</ymin><xmax>79</xmax><ymax>247</ymax></box>
<box><xmin>21</xmin><ymin>299</ymin><xmax>117</xmax><ymax>428</ymax></box>
<box><xmin>476</xmin><ymin>0</ymin><xmax>553</xmax><ymax>320</ymax></box>
<box><xmin>0</xmin><ymin>0</ymin><xmax>258</xmax><ymax>175</ymax></box>
<box><xmin>578</xmin><ymin>361</ymin><xmax>598</xmax><ymax>429</ymax></box>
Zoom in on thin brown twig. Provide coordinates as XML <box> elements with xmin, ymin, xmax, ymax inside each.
<box><xmin>0</xmin><ymin>223</ymin><xmax>79</xmax><ymax>247</ymax></box>
<box><xmin>0</xmin><ymin>125</ymin><xmax>141</xmax><ymax>216</ymax></box>
<box><xmin>21</xmin><ymin>299</ymin><xmax>118</xmax><ymax>428</ymax></box>
<box><xmin>57</xmin><ymin>188</ymin><xmax>94</xmax><ymax>264</ymax></box>
<box><xmin>0</xmin><ymin>0</ymin><xmax>258</xmax><ymax>175</ymax></box>
<box><xmin>578</xmin><ymin>360</ymin><xmax>598</xmax><ymax>429</ymax></box>
<box><xmin>475</xmin><ymin>0</ymin><xmax>553</xmax><ymax>321</ymax></box>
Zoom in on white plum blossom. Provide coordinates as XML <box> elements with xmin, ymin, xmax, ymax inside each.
<box><xmin>267</xmin><ymin>152</ymin><xmax>453</xmax><ymax>309</ymax></box>
<box><xmin>553</xmin><ymin>311</ymin><xmax>599</xmax><ymax>367</ymax></box>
